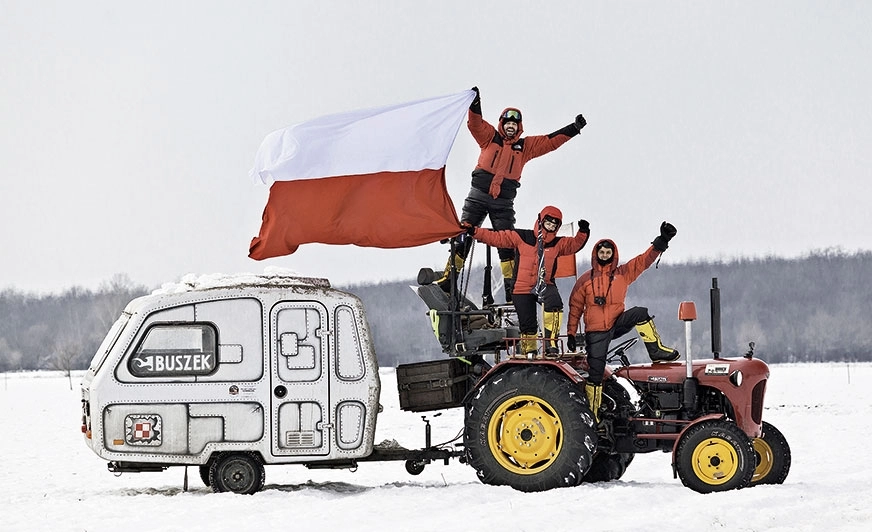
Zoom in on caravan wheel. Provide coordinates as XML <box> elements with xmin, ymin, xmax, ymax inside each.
<box><xmin>208</xmin><ymin>452</ymin><xmax>265</xmax><ymax>494</ymax></box>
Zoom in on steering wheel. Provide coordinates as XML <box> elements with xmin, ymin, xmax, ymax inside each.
<box><xmin>606</xmin><ymin>337</ymin><xmax>638</xmax><ymax>366</ymax></box>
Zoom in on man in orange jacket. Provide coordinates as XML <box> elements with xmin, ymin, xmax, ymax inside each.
<box><xmin>566</xmin><ymin>222</ymin><xmax>678</xmax><ymax>420</ymax></box>
<box><xmin>426</xmin><ymin>87</ymin><xmax>586</xmax><ymax>303</ymax></box>
<box><xmin>470</xmin><ymin>206</ymin><xmax>589</xmax><ymax>358</ymax></box>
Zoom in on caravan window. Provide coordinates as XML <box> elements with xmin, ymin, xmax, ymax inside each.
<box><xmin>128</xmin><ymin>323</ymin><xmax>218</xmax><ymax>378</ymax></box>
<box><xmin>89</xmin><ymin>313</ymin><xmax>130</xmax><ymax>373</ymax></box>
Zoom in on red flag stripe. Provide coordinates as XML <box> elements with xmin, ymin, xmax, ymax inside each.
<box><xmin>249</xmin><ymin>168</ymin><xmax>461</xmax><ymax>260</ymax></box>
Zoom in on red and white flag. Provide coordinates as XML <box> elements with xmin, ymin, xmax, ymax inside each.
<box><xmin>555</xmin><ymin>222</ymin><xmax>579</xmax><ymax>279</ymax></box>
<box><xmin>248</xmin><ymin>90</ymin><xmax>474</xmax><ymax>260</ymax></box>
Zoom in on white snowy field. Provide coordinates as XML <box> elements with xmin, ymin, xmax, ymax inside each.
<box><xmin>1</xmin><ymin>363</ymin><xmax>870</xmax><ymax>532</ymax></box>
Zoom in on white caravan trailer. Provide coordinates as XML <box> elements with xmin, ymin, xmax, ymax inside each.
<box><xmin>80</xmin><ymin>274</ymin><xmax>396</xmax><ymax>493</ymax></box>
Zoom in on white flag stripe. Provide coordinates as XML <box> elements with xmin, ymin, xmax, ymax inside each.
<box><xmin>558</xmin><ymin>221</ymin><xmax>575</xmax><ymax>237</ymax></box>
<box><xmin>250</xmin><ymin>90</ymin><xmax>475</xmax><ymax>184</ymax></box>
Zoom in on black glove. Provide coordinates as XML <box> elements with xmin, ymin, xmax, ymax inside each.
<box><xmin>575</xmin><ymin>114</ymin><xmax>587</xmax><ymax>131</ymax></box>
<box><xmin>470</xmin><ymin>86</ymin><xmax>481</xmax><ymax>113</ymax></box>
<box><xmin>652</xmin><ymin>221</ymin><xmax>676</xmax><ymax>252</ymax></box>
<box><xmin>460</xmin><ymin>221</ymin><xmax>475</xmax><ymax>236</ymax></box>
<box><xmin>567</xmin><ymin>333</ymin><xmax>584</xmax><ymax>352</ymax></box>
<box><xmin>577</xmin><ymin>219</ymin><xmax>590</xmax><ymax>234</ymax></box>
<box><xmin>660</xmin><ymin>221</ymin><xmax>677</xmax><ymax>241</ymax></box>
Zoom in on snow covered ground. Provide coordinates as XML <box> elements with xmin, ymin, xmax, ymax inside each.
<box><xmin>2</xmin><ymin>362</ymin><xmax>870</xmax><ymax>532</ymax></box>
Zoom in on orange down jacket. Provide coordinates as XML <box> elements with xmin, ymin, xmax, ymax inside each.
<box><xmin>566</xmin><ymin>239</ymin><xmax>662</xmax><ymax>334</ymax></box>
<box><xmin>472</xmin><ymin>206</ymin><xmax>589</xmax><ymax>294</ymax></box>
<box><xmin>467</xmin><ymin>108</ymin><xmax>579</xmax><ymax>199</ymax></box>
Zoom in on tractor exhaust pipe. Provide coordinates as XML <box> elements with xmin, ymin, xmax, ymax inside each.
<box><xmin>710</xmin><ymin>277</ymin><xmax>721</xmax><ymax>359</ymax></box>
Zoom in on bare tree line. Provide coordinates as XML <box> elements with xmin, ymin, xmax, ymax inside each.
<box><xmin>0</xmin><ymin>274</ymin><xmax>149</xmax><ymax>384</ymax></box>
<box><xmin>1</xmin><ymin>249</ymin><xmax>870</xmax><ymax>375</ymax></box>
<box><xmin>348</xmin><ymin>247</ymin><xmax>872</xmax><ymax>366</ymax></box>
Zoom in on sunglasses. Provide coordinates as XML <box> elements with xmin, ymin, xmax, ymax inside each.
<box><xmin>501</xmin><ymin>109</ymin><xmax>522</xmax><ymax>121</ymax></box>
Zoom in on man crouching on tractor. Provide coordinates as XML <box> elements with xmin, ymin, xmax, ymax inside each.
<box><xmin>566</xmin><ymin>221</ymin><xmax>679</xmax><ymax>421</ymax></box>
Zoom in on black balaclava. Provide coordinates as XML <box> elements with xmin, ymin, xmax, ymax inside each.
<box><xmin>596</xmin><ymin>241</ymin><xmax>615</xmax><ymax>266</ymax></box>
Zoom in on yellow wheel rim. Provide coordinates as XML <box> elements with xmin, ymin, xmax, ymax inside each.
<box><xmin>752</xmin><ymin>437</ymin><xmax>774</xmax><ymax>483</ymax></box>
<box><xmin>690</xmin><ymin>437</ymin><xmax>740</xmax><ymax>486</ymax></box>
<box><xmin>487</xmin><ymin>394</ymin><xmax>562</xmax><ymax>475</ymax></box>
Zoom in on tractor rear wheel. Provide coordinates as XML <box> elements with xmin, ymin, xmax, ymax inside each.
<box><xmin>750</xmin><ymin>421</ymin><xmax>791</xmax><ymax>485</ymax></box>
<box><xmin>464</xmin><ymin>366</ymin><xmax>597</xmax><ymax>492</ymax></box>
<box><xmin>675</xmin><ymin>420</ymin><xmax>755</xmax><ymax>493</ymax></box>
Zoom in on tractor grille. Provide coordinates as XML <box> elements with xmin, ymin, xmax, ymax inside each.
<box><xmin>751</xmin><ymin>379</ymin><xmax>767</xmax><ymax>424</ymax></box>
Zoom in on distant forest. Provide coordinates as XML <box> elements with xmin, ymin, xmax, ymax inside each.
<box><xmin>2</xmin><ymin>249</ymin><xmax>870</xmax><ymax>374</ymax></box>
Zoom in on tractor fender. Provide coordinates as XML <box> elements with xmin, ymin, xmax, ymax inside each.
<box><xmin>670</xmin><ymin>413</ymin><xmax>725</xmax><ymax>479</ymax></box>
<box><xmin>463</xmin><ymin>359</ymin><xmax>585</xmax><ymax>404</ymax></box>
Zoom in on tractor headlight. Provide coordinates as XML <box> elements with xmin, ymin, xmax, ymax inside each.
<box><xmin>729</xmin><ymin>370</ymin><xmax>743</xmax><ymax>387</ymax></box>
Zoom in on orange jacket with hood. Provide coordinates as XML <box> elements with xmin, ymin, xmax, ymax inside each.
<box><xmin>566</xmin><ymin>239</ymin><xmax>662</xmax><ymax>334</ymax></box>
<box><xmin>467</xmin><ymin>107</ymin><xmax>580</xmax><ymax>199</ymax></box>
<box><xmin>472</xmin><ymin>206</ymin><xmax>589</xmax><ymax>294</ymax></box>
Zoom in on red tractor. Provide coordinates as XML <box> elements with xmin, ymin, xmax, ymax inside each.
<box><xmin>409</xmin><ymin>261</ymin><xmax>791</xmax><ymax>493</ymax></box>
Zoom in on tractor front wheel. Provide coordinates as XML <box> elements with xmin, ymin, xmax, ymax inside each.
<box><xmin>464</xmin><ymin>366</ymin><xmax>597</xmax><ymax>492</ymax></box>
<box><xmin>750</xmin><ymin>421</ymin><xmax>791</xmax><ymax>485</ymax></box>
<box><xmin>675</xmin><ymin>420</ymin><xmax>755</xmax><ymax>493</ymax></box>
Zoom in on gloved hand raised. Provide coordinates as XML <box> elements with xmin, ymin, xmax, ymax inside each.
<box><xmin>470</xmin><ymin>86</ymin><xmax>481</xmax><ymax>112</ymax></box>
<box><xmin>460</xmin><ymin>221</ymin><xmax>475</xmax><ymax>236</ymax></box>
<box><xmin>575</xmin><ymin>114</ymin><xmax>587</xmax><ymax>131</ymax></box>
<box><xmin>577</xmin><ymin>219</ymin><xmax>590</xmax><ymax>234</ymax></box>
<box><xmin>652</xmin><ymin>221</ymin><xmax>676</xmax><ymax>252</ymax></box>
<box><xmin>660</xmin><ymin>221</ymin><xmax>677</xmax><ymax>241</ymax></box>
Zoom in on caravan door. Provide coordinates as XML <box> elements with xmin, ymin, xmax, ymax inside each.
<box><xmin>270</xmin><ymin>301</ymin><xmax>331</xmax><ymax>457</ymax></box>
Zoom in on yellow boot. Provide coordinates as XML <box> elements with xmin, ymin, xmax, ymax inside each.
<box><xmin>434</xmin><ymin>255</ymin><xmax>465</xmax><ymax>293</ymax></box>
<box><xmin>635</xmin><ymin>319</ymin><xmax>680</xmax><ymax>362</ymax></box>
<box><xmin>500</xmin><ymin>259</ymin><xmax>515</xmax><ymax>303</ymax></box>
<box><xmin>585</xmin><ymin>382</ymin><xmax>603</xmax><ymax>423</ymax></box>
<box><xmin>516</xmin><ymin>333</ymin><xmax>538</xmax><ymax>359</ymax></box>
<box><xmin>543</xmin><ymin>310</ymin><xmax>563</xmax><ymax>358</ymax></box>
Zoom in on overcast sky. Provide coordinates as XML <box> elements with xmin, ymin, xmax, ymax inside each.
<box><xmin>2</xmin><ymin>1</ymin><xmax>870</xmax><ymax>294</ymax></box>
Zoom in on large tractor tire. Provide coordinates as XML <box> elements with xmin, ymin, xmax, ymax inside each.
<box><xmin>208</xmin><ymin>452</ymin><xmax>265</xmax><ymax>494</ymax></box>
<box><xmin>464</xmin><ymin>366</ymin><xmax>597</xmax><ymax>492</ymax></box>
<box><xmin>675</xmin><ymin>420</ymin><xmax>756</xmax><ymax>493</ymax></box>
<box><xmin>583</xmin><ymin>378</ymin><xmax>634</xmax><ymax>483</ymax></box>
<box><xmin>750</xmin><ymin>421</ymin><xmax>791</xmax><ymax>485</ymax></box>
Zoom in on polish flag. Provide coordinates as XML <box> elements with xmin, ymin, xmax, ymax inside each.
<box><xmin>248</xmin><ymin>90</ymin><xmax>474</xmax><ymax>260</ymax></box>
<box><xmin>556</xmin><ymin>222</ymin><xmax>580</xmax><ymax>279</ymax></box>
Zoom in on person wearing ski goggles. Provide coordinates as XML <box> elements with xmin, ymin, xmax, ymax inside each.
<box><xmin>466</xmin><ymin>206</ymin><xmax>590</xmax><ymax>359</ymax></box>
<box><xmin>421</xmin><ymin>86</ymin><xmax>587</xmax><ymax>304</ymax></box>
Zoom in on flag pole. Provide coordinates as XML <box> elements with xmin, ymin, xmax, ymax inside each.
<box><xmin>535</xmin><ymin>216</ymin><xmax>546</xmax><ymax>357</ymax></box>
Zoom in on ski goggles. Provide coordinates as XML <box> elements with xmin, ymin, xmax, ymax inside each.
<box><xmin>542</xmin><ymin>215</ymin><xmax>560</xmax><ymax>229</ymax></box>
<box><xmin>501</xmin><ymin>109</ymin><xmax>522</xmax><ymax>122</ymax></box>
